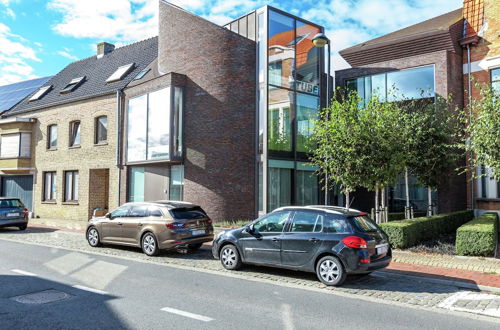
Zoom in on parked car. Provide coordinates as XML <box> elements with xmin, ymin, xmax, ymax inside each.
<box><xmin>0</xmin><ymin>197</ymin><xmax>29</xmax><ymax>231</ymax></box>
<box><xmin>212</xmin><ymin>206</ymin><xmax>391</xmax><ymax>286</ymax></box>
<box><xmin>86</xmin><ymin>201</ymin><xmax>214</xmax><ymax>256</ymax></box>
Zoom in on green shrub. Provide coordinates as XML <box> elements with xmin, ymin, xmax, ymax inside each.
<box><xmin>456</xmin><ymin>213</ymin><xmax>498</xmax><ymax>257</ymax></box>
<box><xmin>379</xmin><ymin>210</ymin><xmax>474</xmax><ymax>249</ymax></box>
<box><xmin>388</xmin><ymin>211</ymin><xmax>426</xmax><ymax>221</ymax></box>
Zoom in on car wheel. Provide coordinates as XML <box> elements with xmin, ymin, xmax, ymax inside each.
<box><xmin>220</xmin><ymin>244</ymin><xmax>242</xmax><ymax>270</ymax></box>
<box><xmin>18</xmin><ymin>224</ymin><xmax>27</xmax><ymax>231</ymax></box>
<box><xmin>187</xmin><ymin>243</ymin><xmax>203</xmax><ymax>251</ymax></box>
<box><xmin>142</xmin><ymin>232</ymin><xmax>159</xmax><ymax>256</ymax></box>
<box><xmin>316</xmin><ymin>256</ymin><xmax>346</xmax><ymax>286</ymax></box>
<box><xmin>87</xmin><ymin>227</ymin><xmax>101</xmax><ymax>247</ymax></box>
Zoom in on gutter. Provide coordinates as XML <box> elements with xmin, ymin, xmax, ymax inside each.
<box><xmin>116</xmin><ymin>89</ymin><xmax>124</xmax><ymax>207</ymax></box>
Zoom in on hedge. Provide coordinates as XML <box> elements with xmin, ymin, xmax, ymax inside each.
<box><xmin>388</xmin><ymin>211</ymin><xmax>427</xmax><ymax>221</ymax></box>
<box><xmin>379</xmin><ymin>210</ymin><xmax>474</xmax><ymax>249</ymax></box>
<box><xmin>456</xmin><ymin>212</ymin><xmax>498</xmax><ymax>257</ymax></box>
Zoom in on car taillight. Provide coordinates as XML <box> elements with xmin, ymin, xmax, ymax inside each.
<box><xmin>23</xmin><ymin>208</ymin><xmax>29</xmax><ymax>217</ymax></box>
<box><xmin>166</xmin><ymin>222</ymin><xmax>185</xmax><ymax>229</ymax></box>
<box><xmin>342</xmin><ymin>236</ymin><xmax>367</xmax><ymax>249</ymax></box>
<box><xmin>206</xmin><ymin>219</ymin><xmax>212</xmax><ymax>225</ymax></box>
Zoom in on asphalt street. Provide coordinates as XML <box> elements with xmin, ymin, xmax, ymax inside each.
<box><xmin>0</xmin><ymin>239</ymin><xmax>499</xmax><ymax>329</ymax></box>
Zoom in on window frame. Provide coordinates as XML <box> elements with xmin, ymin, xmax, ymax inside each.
<box><xmin>43</xmin><ymin>171</ymin><xmax>57</xmax><ymax>202</ymax></box>
<box><xmin>47</xmin><ymin>124</ymin><xmax>57</xmax><ymax>150</ymax></box>
<box><xmin>94</xmin><ymin>116</ymin><xmax>108</xmax><ymax>145</ymax></box>
<box><xmin>0</xmin><ymin>132</ymin><xmax>31</xmax><ymax>159</ymax></box>
<box><xmin>69</xmin><ymin>120</ymin><xmax>81</xmax><ymax>147</ymax></box>
<box><xmin>288</xmin><ymin>210</ymin><xmax>322</xmax><ymax>233</ymax></box>
<box><xmin>253</xmin><ymin>210</ymin><xmax>292</xmax><ymax>233</ymax></box>
<box><xmin>63</xmin><ymin>170</ymin><xmax>79</xmax><ymax>202</ymax></box>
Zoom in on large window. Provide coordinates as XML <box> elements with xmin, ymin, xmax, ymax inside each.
<box><xmin>268</xmin><ymin>88</ymin><xmax>293</xmax><ymax>154</ymax></box>
<box><xmin>64</xmin><ymin>171</ymin><xmax>79</xmax><ymax>202</ymax></box>
<box><xmin>170</xmin><ymin>165</ymin><xmax>184</xmax><ymax>201</ymax></box>
<box><xmin>346</xmin><ymin>65</ymin><xmax>435</xmax><ymax>104</ymax></box>
<box><xmin>268</xmin><ymin>160</ymin><xmax>293</xmax><ymax>211</ymax></box>
<box><xmin>490</xmin><ymin>67</ymin><xmax>500</xmax><ymax>93</ymax></box>
<box><xmin>47</xmin><ymin>125</ymin><xmax>57</xmax><ymax>149</ymax></box>
<box><xmin>268</xmin><ymin>11</ymin><xmax>295</xmax><ymax>89</ymax></box>
<box><xmin>69</xmin><ymin>121</ymin><xmax>81</xmax><ymax>147</ymax></box>
<box><xmin>127</xmin><ymin>87</ymin><xmax>183</xmax><ymax>162</ymax></box>
<box><xmin>43</xmin><ymin>171</ymin><xmax>56</xmax><ymax>201</ymax></box>
<box><xmin>95</xmin><ymin>116</ymin><xmax>107</xmax><ymax>144</ymax></box>
<box><xmin>129</xmin><ymin>167</ymin><xmax>145</xmax><ymax>202</ymax></box>
<box><xmin>296</xmin><ymin>94</ymin><xmax>320</xmax><ymax>153</ymax></box>
<box><xmin>296</xmin><ymin>162</ymin><xmax>318</xmax><ymax>206</ymax></box>
<box><xmin>0</xmin><ymin>133</ymin><xmax>31</xmax><ymax>158</ymax></box>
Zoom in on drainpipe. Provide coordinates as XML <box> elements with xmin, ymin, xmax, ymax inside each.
<box><xmin>116</xmin><ymin>89</ymin><xmax>123</xmax><ymax>207</ymax></box>
<box><xmin>466</xmin><ymin>44</ymin><xmax>474</xmax><ymax>211</ymax></box>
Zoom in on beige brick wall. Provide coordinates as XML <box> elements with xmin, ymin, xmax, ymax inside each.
<box><xmin>17</xmin><ymin>94</ymin><xmax>120</xmax><ymax>220</ymax></box>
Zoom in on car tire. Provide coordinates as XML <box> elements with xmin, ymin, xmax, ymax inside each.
<box><xmin>220</xmin><ymin>244</ymin><xmax>242</xmax><ymax>270</ymax></box>
<box><xmin>316</xmin><ymin>256</ymin><xmax>346</xmax><ymax>286</ymax></box>
<box><xmin>142</xmin><ymin>232</ymin><xmax>159</xmax><ymax>256</ymax></box>
<box><xmin>18</xmin><ymin>224</ymin><xmax>27</xmax><ymax>231</ymax></box>
<box><xmin>187</xmin><ymin>243</ymin><xmax>203</xmax><ymax>251</ymax></box>
<box><xmin>87</xmin><ymin>227</ymin><xmax>101</xmax><ymax>247</ymax></box>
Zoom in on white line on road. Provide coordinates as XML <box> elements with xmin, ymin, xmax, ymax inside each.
<box><xmin>72</xmin><ymin>285</ymin><xmax>108</xmax><ymax>295</ymax></box>
<box><xmin>11</xmin><ymin>269</ymin><xmax>37</xmax><ymax>276</ymax></box>
<box><xmin>161</xmin><ymin>307</ymin><xmax>214</xmax><ymax>322</ymax></box>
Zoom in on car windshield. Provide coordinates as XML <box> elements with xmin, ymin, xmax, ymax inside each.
<box><xmin>0</xmin><ymin>199</ymin><xmax>24</xmax><ymax>208</ymax></box>
<box><xmin>170</xmin><ymin>207</ymin><xmax>207</xmax><ymax>220</ymax></box>
<box><xmin>349</xmin><ymin>215</ymin><xmax>379</xmax><ymax>232</ymax></box>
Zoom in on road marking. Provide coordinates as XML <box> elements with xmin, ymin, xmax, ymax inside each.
<box><xmin>72</xmin><ymin>285</ymin><xmax>108</xmax><ymax>295</ymax></box>
<box><xmin>161</xmin><ymin>307</ymin><xmax>214</xmax><ymax>322</ymax></box>
<box><xmin>11</xmin><ymin>269</ymin><xmax>37</xmax><ymax>276</ymax></box>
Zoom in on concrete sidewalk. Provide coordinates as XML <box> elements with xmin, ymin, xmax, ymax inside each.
<box><xmin>27</xmin><ymin>217</ymin><xmax>500</xmax><ymax>290</ymax></box>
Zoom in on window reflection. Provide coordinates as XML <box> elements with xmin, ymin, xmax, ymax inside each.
<box><xmin>268</xmin><ymin>11</ymin><xmax>295</xmax><ymax>89</ymax></box>
<box><xmin>148</xmin><ymin>88</ymin><xmax>170</xmax><ymax>160</ymax></box>
<box><xmin>296</xmin><ymin>162</ymin><xmax>318</xmax><ymax>206</ymax></box>
<box><xmin>294</xmin><ymin>21</ymin><xmax>320</xmax><ymax>95</ymax></box>
<box><xmin>127</xmin><ymin>94</ymin><xmax>147</xmax><ymax>162</ymax></box>
<box><xmin>296</xmin><ymin>93</ymin><xmax>319</xmax><ymax>153</ymax></box>
<box><xmin>268</xmin><ymin>87</ymin><xmax>293</xmax><ymax>153</ymax></box>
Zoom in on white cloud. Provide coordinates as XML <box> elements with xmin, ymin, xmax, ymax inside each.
<box><xmin>5</xmin><ymin>7</ymin><xmax>15</xmax><ymax>18</ymax></box>
<box><xmin>57</xmin><ymin>50</ymin><xmax>79</xmax><ymax>60</ymax></box>
<box><xmin>0</xmin><ymin>22</ymin><xmax>40</xmax><ymax>84</ymax></box>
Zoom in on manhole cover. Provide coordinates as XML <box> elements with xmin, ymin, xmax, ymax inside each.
<box><xmin>10</xmin><ymin>289</ymin><xmax>71</xmax><ymax>304</ymax></box>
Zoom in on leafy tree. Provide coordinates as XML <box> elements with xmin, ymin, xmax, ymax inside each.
<box><xmin>466</xmin><ymin>84</ymin><xmax>500</xmax><ymax>180</ymax></box>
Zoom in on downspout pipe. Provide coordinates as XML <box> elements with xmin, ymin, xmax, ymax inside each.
<box><xmin>466</xmin><ymin>44</ymin><xmax>474</xmax><ymax>211</ymax></box>
<box><xmin>116</xmin><ymin>89</ymin><xmax>124</xmax><ymax>207</ymax></box>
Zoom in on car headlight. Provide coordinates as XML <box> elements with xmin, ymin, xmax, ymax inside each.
<box><xmin>216</xmin><ymin>231</ymin><xmax>226</xmax><ymax>239</ymax></box>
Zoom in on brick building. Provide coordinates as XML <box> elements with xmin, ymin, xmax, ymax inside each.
<box><xmin>461</xmin><ymin>0</ymin><xmax>500</xmax><ymax>213</ymax></box>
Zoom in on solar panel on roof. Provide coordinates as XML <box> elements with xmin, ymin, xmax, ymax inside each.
<box><xmin>0</xmin><ymin>76</ymin><xmax>51</xmax><ymax>111</ymax></box>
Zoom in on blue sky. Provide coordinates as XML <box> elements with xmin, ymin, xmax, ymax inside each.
<box><xmin>0</xmin><ymin>0</ymin><xmax>462</xmax><ymax>86</ymax></box>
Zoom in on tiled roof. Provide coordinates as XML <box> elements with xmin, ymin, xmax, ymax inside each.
<box><xmin>7</xmin><ymin>36</ymin><xmax>158</xmax><ymax>116</ymax></box>
<box><xmin>340</xmin><ymin>9</ymin><xmax>463</xmax><ymax>55</ymax></box>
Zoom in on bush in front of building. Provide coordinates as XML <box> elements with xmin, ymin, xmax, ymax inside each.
<box><xmin>455</xmin><ymin>212</ymin><xmax>499</xmax><ymax>257</ymax></box>
<box><xmin>379</xmin><ymin>210</ymin><xmax>474</xmax><ymax>249</ymax></box>
<box><xmin>388</xmin><ymin>211</ymin><xmax>427</xmax><ymax>221</ymax></box>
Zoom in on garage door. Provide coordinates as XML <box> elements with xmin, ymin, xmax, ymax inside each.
<box><xmin>1</xmin><ymin>175</ymin><xmax>33</xmax><ymax>211</ymax></box>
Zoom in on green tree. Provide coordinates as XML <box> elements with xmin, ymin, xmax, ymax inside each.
<box><xmin>466</xmin><ymin>84</ymin><xmax>500</xmax><ymax>180</ymax></box>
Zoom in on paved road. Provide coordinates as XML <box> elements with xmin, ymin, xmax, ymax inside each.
<box><xmin>0</xmin><ymin>238</ymin><xmax>499</xmax><ymax>329</ymax></box>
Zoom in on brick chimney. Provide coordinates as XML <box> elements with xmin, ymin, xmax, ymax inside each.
<box><xmin>97</xmin><ymin>42</ymin><xmax>115</xmax><ymax>58</ymax></box>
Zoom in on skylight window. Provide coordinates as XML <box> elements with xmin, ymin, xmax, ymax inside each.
<box><xmin>60</xmin><ymin>76</ymin><xmax>85</xmax><ymax>94</ymax></box>
<box><xmin>133</xmin><ymin>68</ymin><xmax>150</xmax><ymax>81</ymax></box>
<box><xmin>287</xmin><ymin>33</ymin><xmax>309</xmax><ymax>47</ymax></box>
<box><xmin>106</xmin><ymin>63</ymin><xmax>135</xmax><ymax>83</ymax></box>
<box><xmin>29</xmin><ymin>85</ymin><xmax>52</xmax><ymax>102</ymax></box>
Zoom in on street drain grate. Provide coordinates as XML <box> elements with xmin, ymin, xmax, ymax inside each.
<box><xmin>10</xmin><ymin>289</ymin><xmax>71</xmax><ymax>305</ymax></box>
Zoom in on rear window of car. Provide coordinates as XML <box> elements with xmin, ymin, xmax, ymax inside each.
<box><xmin>170</xmin><ymin>207</ymin><xmax>208</xmax><ymax>220</ymax></box>
<box><xmin>349</xmin><ymin>215</ymin><xmax>379</xmax><ymax>232</ymax></box>
<box><xmin>0</xmin><ymin>199</ymin><xmax>24</xmax><ymax>208</ymax></box>
<box><xmin>323</xmin><ymin>214</ymin><xmax>350</xmax><ymax>233</ymax></box>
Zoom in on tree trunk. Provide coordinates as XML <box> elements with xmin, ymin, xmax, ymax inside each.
<box><xmin>405</xmin><ymin>168</ymin><xmax>411</xmax><ymax>219</ymax></box>
<box><xmin>375</xmin><ymin>186</ymin><xmax>380</xmax><ymax>223</ymax></box>
<box><xmin>427</xmin><ymin>187</ymin><xmax>433</xmax><ymax>216</ymax></box>
<box><xmin>345</xmin><ymin>190</ymin><xmax>350</xmax><ymax>211</ymax></box>
<box><xmin>381</xmin><ymin>186</ymin><xmax>386</xmax><ymax>223</ymax></box>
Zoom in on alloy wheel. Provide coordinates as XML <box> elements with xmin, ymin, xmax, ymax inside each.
<box><xmin>319</xmin><ymin>259</ymin><xmax>340</xmax><ymax>283</ymax></box>
<box><xmin>142</xmin><ymin>234</ymin><xmax>158</xmax><ymax>255</ymax></box>
<box><xmin>87</xmin><ymin>228</ymin><xmax>99</xmax><ymax>247</ymax></box>
<box><xmin>221</xmin><ymin>247</ymin><xmax>236</xmax><ymax>267</ymax></box>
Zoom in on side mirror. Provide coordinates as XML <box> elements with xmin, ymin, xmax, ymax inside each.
<box><xmin>105</xmin><ymin>213</ymin><xmax>111</xmax><ymax>219</ymax></box>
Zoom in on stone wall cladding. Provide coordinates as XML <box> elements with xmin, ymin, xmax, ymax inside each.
<box><xmin>17</xmin><ymin>94</ymin><xmax>119</xmax><ymax>220</ymax></box>
<box><xmin>335</xmin><ymin>49</ymin><xmax>467</xmax><ymax>213</ymax></box>
<box><xmin>157</xmin><ymin>2</ymin><xmax>257</xmax><ymax>222</ymax></box>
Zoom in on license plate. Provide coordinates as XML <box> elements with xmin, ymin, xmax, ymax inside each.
<box><xmin>191</xmin><ymin>229</ymin><xmax>205</xmax><ymax>236</ymax></box>
<box><xmin>7</xmin><ymin>212</ymin><xmax>20</xmax><ymax>217</ymax></box>
<box><xmin>376</xmin><ymin>244</ymin><xmax>388</xmax><ymax>255</ymax></box>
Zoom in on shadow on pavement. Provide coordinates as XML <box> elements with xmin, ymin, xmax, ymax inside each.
<box><xmin>0</xmin><ymin>275</ymin><xmax>128</xmax><ymax>329</ymax></box>
<box><xmin>0</xmin><ymin>226</ymin><xmax>60</xmax><ymax>234</ymax></box>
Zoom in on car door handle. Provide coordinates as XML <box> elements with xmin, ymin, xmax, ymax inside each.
<box><xmin>272</xmin><ymin>237</ymin><xmax>280</xmax><ymax>242</ymax></box>
<box><xmin>138</xmin><ymin>223</ymin><xmax>143</xmax><ymax>227</ymax></box>
<box><xmin>309</xmin><ymin>238</ymin><xmax>319</xmax><ymax>243</ymax></box>
<box><xmin>117</xmin><ymin>222</ymin><xmax>123</xmax><ymax>225</ymax></box>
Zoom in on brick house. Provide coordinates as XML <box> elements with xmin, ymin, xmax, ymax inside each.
<box><xmin>461</xmin><ymin>0</ymin><xmax>500</xmax><ymax>214</ymax></box>
<box><xmin>335</xmin><ymin>9</ymin><xmax>468</xmax><ymax>214</ymax></box>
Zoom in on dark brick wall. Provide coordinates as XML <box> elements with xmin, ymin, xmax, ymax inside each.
<box><xmin>158</xmin><ymin>1</ymin><xmax>257</xmax><ymax>221</ymax></box>
<box><xmin>335</xmin><ymin>49</ymin><xmax>467</xmax><ymax>213</ymax></box>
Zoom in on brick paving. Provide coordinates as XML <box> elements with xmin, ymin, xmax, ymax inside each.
<box><xmin>1</xmin><ymin>225</ymin><xmax>500</xmax><ymax>320</ymax></box>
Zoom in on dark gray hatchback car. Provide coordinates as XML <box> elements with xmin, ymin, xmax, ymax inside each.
<box><xmin>0</xmin><ymin>197</ymin><xmax>29</xmax><ymax>231</ymax></box>
<box><xmin>212</xmin><ymin>206</ymin><xmax>391</xmax><ymax>286</ymax></box>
